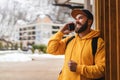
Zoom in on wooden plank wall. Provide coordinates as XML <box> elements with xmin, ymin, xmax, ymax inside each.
<box><xmin>117</xmin><ymin>0</ymin><xmax>120</xmax><ymax>79</ymax></box>
<box><xmin>95</xmin><ymin>0</ymin><xmax>120</xmax><ymax>80</ymax></box>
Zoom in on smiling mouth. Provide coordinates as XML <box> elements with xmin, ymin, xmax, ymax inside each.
<box><xmin>76</xmin><ymin>23</ymin><xmax>82</xmax><ymax>27</ymax></box>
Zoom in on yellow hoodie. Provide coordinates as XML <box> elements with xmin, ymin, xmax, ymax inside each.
<box><xmin>47</xmin><ymin>29</ymin><xmax>105</xmax><ymax>80</ymax></box>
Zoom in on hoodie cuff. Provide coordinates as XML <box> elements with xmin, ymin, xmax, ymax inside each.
<box><xmin>57</xmin><ymin>31</ymin><xmax>64</xmax><ymax>36</ymax></box>
<box><xmin>76</xmin><ymin>64</ymin><xmax>85</xmax><ymax>74</ymax></box>
<box><xmin>50</xmin><ymin>31</ymin><xmax>64</xmax><ymax>40</ymax></box>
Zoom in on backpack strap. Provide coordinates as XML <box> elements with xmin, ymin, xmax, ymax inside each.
<box><xmin>92</xmin><ymin>37</ymin><xmax>99</xmax><ymax>56</ymax></box>
<box><xmin>66</xmin><ymin>36</ymin><xmax>75</xmax><ymax>46</ymax></box>
<box><xmin>66</xmin><ymin>36</ymin><xmax>99</xmax><ymax>53</ymax></box>
<box><xmin>92</xmin><ymin>37</ymin><xmax>105</xmax><ymax>80</ymax></box>
<box><xmin>65</xmin><ymin>36</ymin><xmax>104</xmax><ymax>80</ymax></box>
<box><xmin>95</xmin><ymin>77</ymin><xmax>105</xmax><ymax>80</ymax></box>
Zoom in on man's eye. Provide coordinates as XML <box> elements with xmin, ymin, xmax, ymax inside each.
<box><xmin>79</xmin><ymin>17</ymin><xmax>83</xmax><ymax>19</ymax></box>
<box><xmin>76</xmin><ymin>16</ymin><xmax>83</xmax><ymax>20</ymax></box>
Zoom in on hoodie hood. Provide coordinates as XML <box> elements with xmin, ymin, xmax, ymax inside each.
<box><xmin>75</xmin><ymin>29</ymin><xmax>100</xmax><ymax>39</ymax></box>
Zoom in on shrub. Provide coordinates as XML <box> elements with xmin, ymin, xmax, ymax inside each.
<box><xmin>0</xmin><ymin>42</ymin><xmax>3</xmax><ymax>49</ymax></box>
<box><xmin>32</xmin><ymin>44</ymin><xmax>47</xmax><ymax>53</ymax></box>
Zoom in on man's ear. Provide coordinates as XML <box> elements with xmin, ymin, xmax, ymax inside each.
<box><xmin>88</xmin><ymin>19</ymin><xmax>93</xmax><ymax>26</ymax></box>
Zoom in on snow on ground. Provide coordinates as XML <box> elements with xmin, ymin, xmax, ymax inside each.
<box><xmin>0</xmin><ymin>50</ymin><xmax>64</xmax><ymax>62</ymax></box>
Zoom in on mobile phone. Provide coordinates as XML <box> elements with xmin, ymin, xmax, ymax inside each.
<box><xmin>68</xmin><ymin>23</ymin><xmax>75</xmax><ymax>31</ymax></box>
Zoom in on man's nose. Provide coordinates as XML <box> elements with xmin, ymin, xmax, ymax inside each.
<box><xmin>76</xmin><ymin>20</ymin><xmax>80</xmax><ymax>24</ymax></box>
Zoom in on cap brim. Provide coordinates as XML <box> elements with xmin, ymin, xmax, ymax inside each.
<box><xmin>71</xmin><ymin>9</ymin><xmax>86</xmax><ymax>19</ymax></box>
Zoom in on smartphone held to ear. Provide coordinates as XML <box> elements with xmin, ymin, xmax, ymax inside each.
<box><xmin>68</xmin><ymin>23</ymin><xmax>75</xmax><ymax>31</ymax></box>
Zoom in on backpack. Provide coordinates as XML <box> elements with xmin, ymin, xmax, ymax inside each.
<box><xmin>66</xmin><ymin>36</ymin><xmax>105</xmax><ymax>80</ymax></box>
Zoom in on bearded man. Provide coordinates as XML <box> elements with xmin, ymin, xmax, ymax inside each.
<box><xmin>47</xmin><ymin>9</ymin><xmax>105</xmax><ymax>80</ymax></box>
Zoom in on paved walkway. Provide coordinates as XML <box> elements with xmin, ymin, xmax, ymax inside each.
<box><xmin>0</xmin><ymin>57</ymin><xmax>64</xmax><ymax>80</ymax></box>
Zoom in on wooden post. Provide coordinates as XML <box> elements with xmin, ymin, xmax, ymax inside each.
<box><xmin>95</xmin><ymin>0</ymin><xmax>120</xmax><ymax>80</ymax></box>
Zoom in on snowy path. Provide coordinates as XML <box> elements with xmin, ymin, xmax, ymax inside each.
<box><xmin>0</xmin><ymin>50</ymin><xmax>64</xmax><ymax>80</ymax></box>
<box><xmin>0</xmin><ymin>50</ymin><xmax>64</xmax><ymax>62</ymax></box>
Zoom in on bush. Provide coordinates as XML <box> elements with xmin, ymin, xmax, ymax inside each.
<box><xmin>20</xmin><ymin>42</ymin><xmax>23</xmax><ymax>50</ymax></box>
<box><xmin>32</xmin><ymin>44</ymin><xmax>47</xmax><ymax>53</ymax></box>
<box><xmin>14</xmin><ymin>43</ymin><xmax>18</xmax><ymax>50</ymax></box>
<box><xmin>0</xmin><ymin>42</ymin><xmax>3</xmax><ymax>49</ymax></box>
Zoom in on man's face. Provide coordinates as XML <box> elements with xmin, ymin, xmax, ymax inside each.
<box><xmin>75</xmin><ymin>14</ymin><xmax>88</xmax><ymax>33</ymax></box>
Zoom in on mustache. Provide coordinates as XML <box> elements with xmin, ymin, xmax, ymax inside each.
<box><xmin>76</xmin><ymin>21</ymin><xmax>81</xmax><ymax>25</ymax></box>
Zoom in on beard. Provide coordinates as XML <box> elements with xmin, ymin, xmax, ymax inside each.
<box><xmin>75</xmin><ymin>20</ymin><xmax>88</xmax><ymax>33</ymax></box>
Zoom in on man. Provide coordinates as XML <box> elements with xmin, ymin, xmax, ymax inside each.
<box><xmin>47</xmin><ymin>9</ymin><xmax>105</xmax><ymax>80</ymax></box>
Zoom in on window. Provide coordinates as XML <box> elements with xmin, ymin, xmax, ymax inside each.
<box><xmin>19</xmin><ymin>28</ymin><xmax>22</xmax><ymax>31</ymax></box>
<box><xmin>19</xmin><ymin>33</ymin><xmax>22</xmax><ymax>36</ymax></box>
<box><xmin>32</xmin><ymin>31</ymin><xmax>35</xmax><ymax>35</ymax></box>
<box><xmin>19</xmin><ymin>37</ymin><xmax>22</xmax><ymax>40</ymax></box>
<box><xmin>52</xmin><ymin>31</ymin><xmax>58</xmax><ymax>34</ymax></box>
<box><xmin>32</xmin><ymin>26</ymin><xmax>35</xmax><ymax>29</ymax></box>
<box><xmin>52</xmin><ymin>26</ymin><xmax>60</xmax><ymax>29</ymax></box>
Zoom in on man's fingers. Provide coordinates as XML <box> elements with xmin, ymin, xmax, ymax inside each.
<box><xmin>68</xmin><ymin>60</ymin><xmax>77</xmax><ymax>72</ymax></box>
<box><xmin>68</xmin><ymin>60</ymin><xmax>77</xmax><ymax>67</ymax></box>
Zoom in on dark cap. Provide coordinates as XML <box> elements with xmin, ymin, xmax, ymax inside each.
<box><xmin>71</xmin><ymin>9</ymin><xmax>93</xmax><ymax>20</ymax></box>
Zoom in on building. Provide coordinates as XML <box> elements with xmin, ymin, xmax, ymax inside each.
<box><xmin>19</xmin><ymin>16</ymin><xmax>64</xmax><ymax>48</ymax></box>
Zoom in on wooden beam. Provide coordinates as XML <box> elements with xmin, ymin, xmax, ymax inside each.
<box><xmin>104</xmin><ymin>0</ymin><xmax>110</xmax><ymax>80</ymax></box>
<box><xmin>109</xmin><ymin>0</ymin><xmax>117</xmax><ymax>79</ymax></box>
<box><xmin>95</xmin><ymin>0</ymin><xmax>120</xmax><ymax>80</ymax></box>
<box><xmin>116</xmin><ymin>0</ymin><xmax>120</xmax><ymax>79</ymax></box>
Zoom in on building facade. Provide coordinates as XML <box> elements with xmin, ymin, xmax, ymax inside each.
<box><xmin>19</xmin><ymin>22</ymin><xmax>64</xmax><ymax>47</ymax></box>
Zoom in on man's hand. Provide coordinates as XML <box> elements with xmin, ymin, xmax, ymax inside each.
<box><xmin>60</xmin><ymin>22</ymin><xmax>74</xmax><ymax>34</ymax></box>
<box><xmin>68</xmin><ymin>60</ymin><xmax>77</xmax><ymax>72</ymax></box>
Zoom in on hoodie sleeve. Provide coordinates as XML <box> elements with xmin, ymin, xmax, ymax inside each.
<box><xmin>46</xmin><ymin>31</ymin><xmax>68</xmax><ymax>55</ymax></box>
<box><xmin>76</xmin><ymin>38</ymin><xmax>105</xmax><ymax>79</ymax></box>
